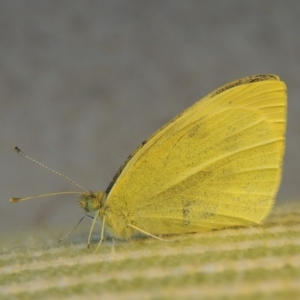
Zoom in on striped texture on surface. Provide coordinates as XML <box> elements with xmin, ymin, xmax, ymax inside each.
<box><xmin>1</xmin><ymin>201</ymin><xmax>300</xmax><ymax>300</ymax></box>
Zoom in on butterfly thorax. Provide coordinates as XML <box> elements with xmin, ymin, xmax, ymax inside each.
<box><xmin>78</xmin><ymin>191</ymin><xmax>138</xmax><ymax>240</ymax></box>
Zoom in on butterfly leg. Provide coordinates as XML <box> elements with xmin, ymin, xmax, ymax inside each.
<box><xmin>127</xmin><ymin>224</ymin><xmax>176</xmax><ymax>242</ymax></box>
<box><xmin>87</xmin><ymin>210</ymin><xmax>99</xmax><ymax>248</ymax></box>
<box><xmin>95</xmin><ymin>216</ymin><xmax>106</xmax><ymax>252</ymax></box>
<box><xmin>58</xmin><ymin>214</ymin><xmax>87</xmax><ymax>243</ymax></box>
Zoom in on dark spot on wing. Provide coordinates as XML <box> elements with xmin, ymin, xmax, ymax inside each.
<box><xmin>182</xmin><ymin>199</ymin><xmax>195</xmax><ymax>226</ymax></box>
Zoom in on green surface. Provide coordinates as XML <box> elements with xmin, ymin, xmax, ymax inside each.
<box><xmin>1</xmin><ymin>201</ymin><xmax>300</xmax><ymax>300</ymax></box>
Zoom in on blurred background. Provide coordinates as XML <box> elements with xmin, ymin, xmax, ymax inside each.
<box><xmin>1</xmin><ymin>1</ymin><xmax>299</xmax><ymax>235</ymax></box>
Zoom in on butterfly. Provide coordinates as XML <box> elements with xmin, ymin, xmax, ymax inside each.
<box><xmin>11</xmin><ymin>74</ymin><xmax>287</xmax><ymax>250</ymax></box>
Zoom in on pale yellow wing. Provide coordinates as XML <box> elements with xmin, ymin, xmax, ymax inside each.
<box><xmin>105</xmin><ymin>75</ymin><xmax>287</xmax><ymax>235</ymax></box>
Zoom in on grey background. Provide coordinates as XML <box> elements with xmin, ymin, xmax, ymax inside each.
<box><xmin>1</xmin><ymin>1</ymin><xmax>299</xmax><ymax>236</ymax></box>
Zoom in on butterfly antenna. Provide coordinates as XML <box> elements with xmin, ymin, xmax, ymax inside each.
<box><xmin>13</xmin><ymin>146</ymin><xmax>89</xmax><ymax>193</ymax></box>
<box><xmin>10</xmin><ymin>191</ymin><xmax>85</xmax><ymax>203</ymax></box>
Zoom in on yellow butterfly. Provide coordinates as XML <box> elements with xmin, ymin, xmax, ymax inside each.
<box><xmin>12</xmin><ymin>74</ymin><xmax>287</xmax><ymax>249</ymax></box>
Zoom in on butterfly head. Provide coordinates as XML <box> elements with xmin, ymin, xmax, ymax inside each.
<box><xmin>78</xmin><ymin>191</ymin><xmax>106</xmax><ymax>213</ymax></box>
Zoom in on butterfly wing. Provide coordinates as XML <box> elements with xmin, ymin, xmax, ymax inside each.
<box><xmin>105</xmin><ymin>75</ymin><xmax>286</xmax><ymax>235</ymax></box>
